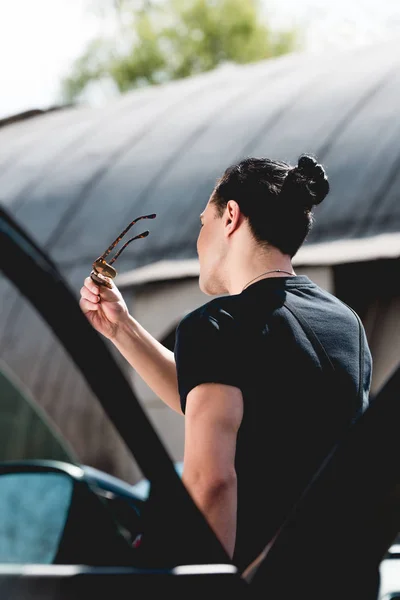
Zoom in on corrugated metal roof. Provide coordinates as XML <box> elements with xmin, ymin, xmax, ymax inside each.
<box><xmin>1</xmin><ymin>39</ymin><xmax>399</xmax><ymax>287</ymax></box>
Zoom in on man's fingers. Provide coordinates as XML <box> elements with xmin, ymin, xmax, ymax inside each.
<box><xmin>84</xmin><ymin>277</ymin><xmax>100</xmax><ymax>295</ymax></box>
<box><xmin>80</xmin><ymin>285</ymin><xmax>100</xmax><ymax>304</ymax></box>
<box><xmin>97</xmin><ymin>287</ymin><xmax>119</xmax><ymax>303</ymax></box>
<box><xmin>83</xmin><ymin>276</ymin><xmax>118</xmax><ymax>302</ymax></box>
<box><xmin>79</xmin><ymin>297</ymin><xmax>99</xmax><ymax>314</ymax></box>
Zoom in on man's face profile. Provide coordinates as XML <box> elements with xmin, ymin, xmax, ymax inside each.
<box><xmin>197</xmin><ymin>193</ymin><xmax>227</xmax><ymax>296</ymax></box>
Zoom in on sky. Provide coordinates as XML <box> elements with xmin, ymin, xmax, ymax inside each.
<box><xmin>1</xmin><ymin>0</ymin><xmax>400</xmax><ymax>120</ymax></box>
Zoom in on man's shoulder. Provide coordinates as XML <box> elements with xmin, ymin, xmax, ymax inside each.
<box><xmin>177</xmin><ymin>295</ymin><xmax>237</xmax><ymax>332</ymax></box>
<box><xmin>286</xmin><ymin>280</ymin><xmax>360</xmax><ymax>318</ymax></box>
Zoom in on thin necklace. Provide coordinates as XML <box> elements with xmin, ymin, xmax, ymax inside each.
<box><xmin>242</xmin><ymin>269</ymin><xmax>295</xmax><ymax>292</ymax></box>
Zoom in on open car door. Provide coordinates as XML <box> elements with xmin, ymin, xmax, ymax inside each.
<box><xmin>0</xmin><ymin>205</ymin><xmax>248</xmax><ymax>598</ymax></box>
<box><xmin>244</xmin><ymin>363</ymin><xmax>400</xmax><ymax>600</ymax></box>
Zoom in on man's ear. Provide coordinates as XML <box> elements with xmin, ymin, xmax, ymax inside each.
<box><xmin>225</xmin><ymin>200</ymin><xmax>241</xmax><ymax>234</ymax></box>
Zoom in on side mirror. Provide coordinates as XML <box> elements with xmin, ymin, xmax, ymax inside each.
<box><xmin>0</xmin><ymin>462</ymin><xmax>139</xmax><ymax>566</ymax></box>
<box><xmin>0</xmin><ymin>469</ymin><xmax>73</xmax><ymax>564</ymax></box>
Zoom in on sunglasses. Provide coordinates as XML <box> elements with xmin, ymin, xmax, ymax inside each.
<box><xmin>90</xmin><ymin>213</ymin><xmax>156</xmax><ymax>288</ymax></box>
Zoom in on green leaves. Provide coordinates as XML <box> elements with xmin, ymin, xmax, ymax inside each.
<box><xmin>62</xmin><ymin>0</ymin><xmax>299</xmax><ymax>103</ymax></box>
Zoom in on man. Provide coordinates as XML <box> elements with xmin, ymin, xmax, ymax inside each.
<box><xmin>80</xmin><ymin>154</ymin><xmax>372</xmax><ymax>573</ymax></box>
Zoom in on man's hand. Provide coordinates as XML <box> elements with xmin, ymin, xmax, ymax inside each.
<box><xmin>79</xmin><ymin>277</ymin><xmax>130</xmax><ymax>340</ymax></box>
<box><xmin>182</xmin><ymin>382</ymin><xmax>243</xmax><ymax>558</ymax></box>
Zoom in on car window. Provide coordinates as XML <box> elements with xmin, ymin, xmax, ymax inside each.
<box><xmin>0</xmin><ymin>360</ymin><xmax>77</xmax><ymax>464</ymax></box>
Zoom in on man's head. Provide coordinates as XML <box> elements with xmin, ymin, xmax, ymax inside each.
<box><xmin>197</xmin><ymin>154</ymin><xmax>330</xmax><ymax>296</ymax></box>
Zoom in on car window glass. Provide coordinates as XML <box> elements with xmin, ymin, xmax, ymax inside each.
<box><xmin>0</xmin><ymin>360</ymin><xmax>76</xmax><ymax>464</ymax></box>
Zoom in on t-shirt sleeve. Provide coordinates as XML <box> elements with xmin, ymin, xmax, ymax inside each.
<box><xmin>174</xmin><ymin>308</ymin><xmax>243</xmax><ymax>414</ymax></box>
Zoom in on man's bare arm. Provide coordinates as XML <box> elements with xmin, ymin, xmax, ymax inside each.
<box><xmin>182</xmin><ymin>382</ymin><xmax>244</xmax><ymax>557</ymax></box>
<box><xmin>113</xmin><ymin>314</ymin><xmax>182</xmax><ymax>414</ymax></box>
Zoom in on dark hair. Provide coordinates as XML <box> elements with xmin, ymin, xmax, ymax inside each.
<box><xmin>211</xmin><ymin>154</ymin><xmax>330</xmax><ymax>257</ymax></box>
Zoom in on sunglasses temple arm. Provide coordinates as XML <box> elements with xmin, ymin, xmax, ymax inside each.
<box><xmin>108</xmin><ymin>231</ymin><xmax>149</xmax><ymax>265</ymax></box>
<box><xmin>99</xmin><ymin>214</ymin><xmax>155</xmax><ymax>261</ymax></box>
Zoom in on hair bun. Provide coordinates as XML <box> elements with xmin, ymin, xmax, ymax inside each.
<box><xmin>298</xmin><ymin>154</ymin><xmax>319</xmax><ymax>175</ymax></box>
<box><xmin>295</xmin><ymin>154</ymin><xmax>330</xmax><ymax>207</ymax></box>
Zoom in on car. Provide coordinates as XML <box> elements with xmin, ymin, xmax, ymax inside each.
<box><xmin>128</xmin><ymin>462</ymin><xmax>184</xmax><ymax>500</ymax></box>
<box><xmin>0</xmin><ymin>204</ymin><xmax>399</xmax><ymax>599</ymax></box>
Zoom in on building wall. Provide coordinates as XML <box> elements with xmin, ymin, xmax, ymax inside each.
<box><xmin>334</xmin><ymin>258</ymin><xmax>400</xmax><ymax>395</ymax></box>
<box><xmin>364</xmin><ymin>295</ymin><xmax>400</xmax><ymax>394</ymax></box>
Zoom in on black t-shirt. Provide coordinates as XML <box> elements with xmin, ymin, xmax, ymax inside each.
<box><xmin>174</xmin><ymin>275</ymin><xmax>372</xmax><ymax>573</ymax></box>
